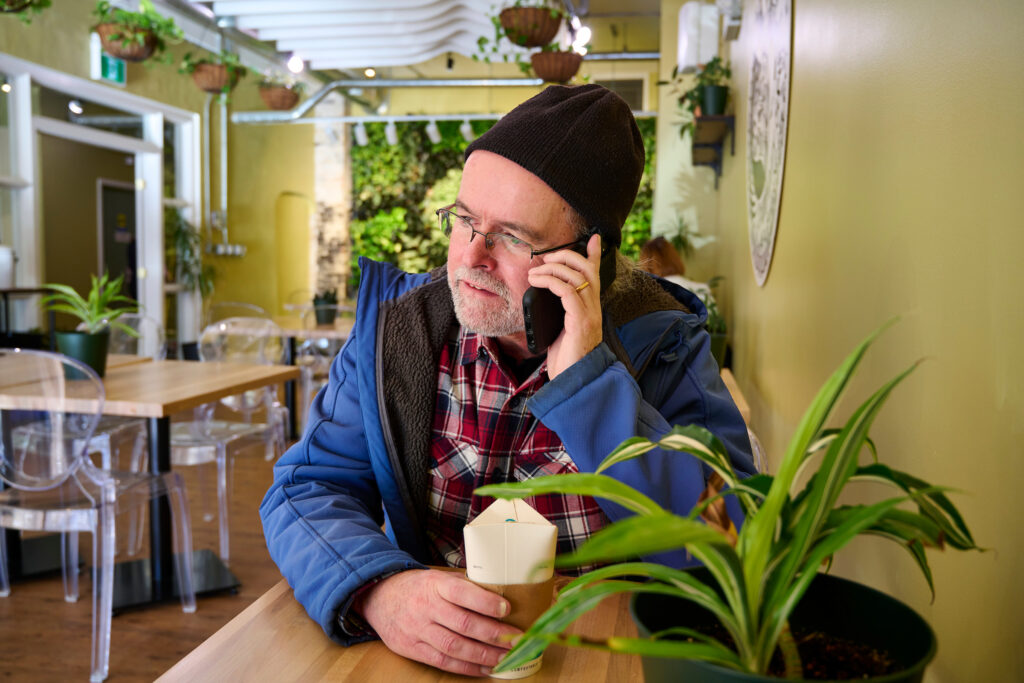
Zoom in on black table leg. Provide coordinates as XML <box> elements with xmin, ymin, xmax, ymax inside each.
<box><xmin>284</xmin><ymin>336</ymin><xmax>298</xmax><ymax>440</ymax></box>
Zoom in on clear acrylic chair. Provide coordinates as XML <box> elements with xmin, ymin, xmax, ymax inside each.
<box><xmin>0</xmin><ymin>348</ymin><xmax>196</xmax><ymax>683</ymax></box>
<box><xmin>99</xmin><ymin>313</ymin><xmax>169</xmax><ymax>552</ymax></box>
<box><xmin>203</xmin><ymin>301</ymin><xmax>270</xmax><ymax>327</ymax></box>
<box><xmin>170</xmin><ymin>317</ymin><xmax>288</xmax><ymax>564</ymax></box>
<box><xmin>295</xmin><ymin>307</ymin><xmax>348</xmax><ymax>432</ymax></box>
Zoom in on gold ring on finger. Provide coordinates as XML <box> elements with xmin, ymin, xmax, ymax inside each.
<box><xmin>575</xmin><ymin>281</ymin><xmax>591</xmax><ymax>293</ymax></box>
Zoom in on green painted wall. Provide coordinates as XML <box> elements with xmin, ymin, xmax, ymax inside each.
<box><xmin>0</xmin><ymin>3</ymin><xmax>315</xmax><ymax>317</ymax></box>
<box><xmin>656</xmin><ymin>1</ymin><xmax>1023</xmax><ymax>680</ymax></box>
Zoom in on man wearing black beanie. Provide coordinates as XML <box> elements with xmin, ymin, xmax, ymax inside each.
<box><xmin>262</xmin><ymin>85</ymin><xmax>754</xmax><ymax>676</ymax></box>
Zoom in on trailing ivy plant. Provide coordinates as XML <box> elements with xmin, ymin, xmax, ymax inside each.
<box><xmin>91</xmin><ymin>0</ymin><xmax>183</xmax><ymax>64</ymax></box>
<box><xmin>478</xmin><ymin>320</ymin><xmax>980</xmax><ymax>677</ymax></box>
<box><xmin>179</xmin><ymin>49</ymin><xmax>248</xmax><ymax>97</ymax></box>
<box><xmin>1</xmin><ymin>0</ymin><xmax>51</xmax><ymax>25</ymax></box>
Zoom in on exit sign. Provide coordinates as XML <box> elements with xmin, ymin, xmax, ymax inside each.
<box><xmin>89</xmin><ymin>32</ymin><xmax>127</xmax><ymax>87</ymax></box>
<box><xmin>100</xmin><ymin>54</ymin><xmax>126</xmax><ymax>85</ymax></box>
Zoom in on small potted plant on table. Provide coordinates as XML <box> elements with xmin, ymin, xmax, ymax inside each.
<box><xmin>311</xmin><ymin>289</ymin><xmax>338</xmax><ymax>326</ymax></box>
<box><xmin>478</xmin><ymin>321</ymin><xmax>980</xmax><ymax>681</ymax></box>
<box><xmin>41</xmin><ymin>272</ymin><xmax>138</xmax><ymax>378</ymax></box>
<box><xmin>91</xmin><ymin>0</ymin><xmax>182</xmax><ymax>64</ymax></box>
<box><xmin>180</xmin><ymin>49</ymin><xmax>248</xmax><ymax>97</ymax></box>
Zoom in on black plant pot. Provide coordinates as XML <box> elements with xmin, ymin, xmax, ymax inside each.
<box><xmin>312</xmin><ymin>303</ymin><xmax>337</xmax><ymax>326</ymax></box>
<box><xmin>702</xmin><ymin>85</ymin><xmax>729</xmax><ymax>116</ymax></box>
<box><xmin>631</xmin><ymin>570</ymin><xmax>936</xmax><ymax>683</ymax></box>
<box><xmin>54</xmin><ymin>329</ymin><xmax>110</xmax><ymax>379</ymax></box>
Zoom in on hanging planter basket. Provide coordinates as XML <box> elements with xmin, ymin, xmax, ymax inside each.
<box><xmin>259</xmin><ymin>85</ymin><xmax>300</xmax><ymax>111</ymax></box>
<box><xmin>1</xmin><ymin>0</ymin><xmax>33</xmax><ymax>13</ymax></box>
<box><xmin>530</xmin><ymin>51</ymin><xmax>582</xmax><ymax>83</ymax></box>
<box><xmin>499</xmin><ymin>6</ymin><xmax>562</xmax><ymax>48</ymax></box>
<box><xmin>95</xmin><ymin>23</ymin><xmax>158</xmax><ymax>63</ymax></box>
<box><xmin>192</xmin><ymin>63</ymin><xmax>234</xmax><ymax>94</ymax></box>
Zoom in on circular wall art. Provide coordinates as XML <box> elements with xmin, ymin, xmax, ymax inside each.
<box><xmin>746</xmin><ymin>0</ymin><xmax>792</xmax><ymax>286</ymax></box>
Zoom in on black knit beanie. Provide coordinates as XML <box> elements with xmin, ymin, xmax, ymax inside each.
<box><xmin>465</xmin><ymin>84</ymin><xmax>644</xmax><ymax>248</ymax></box>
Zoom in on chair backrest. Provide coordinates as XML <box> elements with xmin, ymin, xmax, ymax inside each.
<box><xmin>203</xmin><ymin>301</ymin><xmax>270</xmax><ymax>327</ymax></box>
<box><xmin>108</xmin><ymin>313</ymin><xmax>167</xmax><ymax>359</ymax></box>
<box><xmin>199</xmin><ymin>317</ymin><xmax>285</xmax><ymax>365</ymax></box>
<box><xmin>0</xmin><ymin>348</ymin><xmax>105</xmax><ymax>491</ymax></box>
<box><xmin>283</xmin><ymin>288</ymin><xmax>314</xmax><ymax>315</ymax></box>
<box><xmin>198</xmin><ymin>317</ymin><xmax>284</xmax><ymax>416</ymax></box>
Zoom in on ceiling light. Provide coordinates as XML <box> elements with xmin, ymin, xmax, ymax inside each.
<box><xmin>460</xmin><ymin>119</ymin><xmax>474</xmax><ymax>143</ymax></box>
<box><xmin>68</xmin><ymin>99</ymin><xmax>84</xmax><ymax>115</ymax></box>
<box><xmin>364</xmin><ymin>68</ymin><xmax>376</xmax><ymax>79</ymax></box>
<box><xmin>353</xmin><ymin>122</ymin><xmax>369</xmax><ymax>147</ymax></box>
<box><xmin>384</xmin><ymin>119</ymin><xmax>398</xmax><ymax>146</ymax></box>
<box><xmin>572</xmin><ymin>26</ymin><xmax>591</xmax><ymax>54</ymax></box>
<box><xmin>0</xmin><ymin>81</ymin><xmax>11</xmax><ymax>94</ymax></box>
<box><xmin>286</xmin><ymin>54</ymin><xmax>304</xmax><ymax>74</ymax></box>
<box><xmin>425</xmin><ymin>119</ymin><xmax>441</xmax><ymax>144</ymax></box>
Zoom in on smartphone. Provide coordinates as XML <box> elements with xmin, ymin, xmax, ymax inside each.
<box><xmin>523</xmin><ymin>237</ymin><xmax>616</xmax><ymax>354</ymax></box>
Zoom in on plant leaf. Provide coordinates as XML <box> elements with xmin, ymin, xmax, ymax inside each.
<box><xmin>853</xmin><ymin>463</ymin><xmax>978</xmax><ymax>550</ymax></box>
<box><xmin>476</xmin><ymin>473</ymin><xmax>664</xmax><ymax>516</ymax></box>
<box><xmin>594</xmin><ymin>436</ymin><xmax>657</xmax><ymax>474</ymax></box>
<box><xmin>554</xmin><ymin>513</ymin><xmax>730</xmax><ymax>568</ymax></box>
<box><xmin>738</xmin><ymin>319</ymin><xmax>898</xmax><ymax>615</ymax></box>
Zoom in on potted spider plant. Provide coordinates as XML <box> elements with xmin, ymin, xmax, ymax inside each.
<box><xmin>257</xmin><ymin>69</ymin><xmax>307</xmax><ymax>111</ymax></box>
<box><xmin>41</xmin><ymin>272</ymin><xmax>139</xmax><ymax>378</ymax></box>
<box><xmin>478</xmin><ymin>320</ymin><xmax>979</xmax><ymax>681</ymax></box>
<box><xmin>180</xmin><ymin>50</ymin><xmax>247</xmax><ymax>97</ymax></box>
<box><xmin>91</xmin><ymin>0</ymin><xmax>183</xmax><ymax>64</ymax></box>
<box><xmin>1</xmin><ymin>0</ymin><xmax>50</xmax><ymax>24</ymax></box>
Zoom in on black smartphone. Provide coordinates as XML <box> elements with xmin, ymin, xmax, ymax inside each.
<box><xmin>523</xmin><ymin>237</ymin><xmax>616</xmax><ymax>354</ymax></box>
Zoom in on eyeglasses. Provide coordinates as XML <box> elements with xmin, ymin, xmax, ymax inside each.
<box><xmin>435</xmin><ymin>204</ymin><xmax>587</xmax><ymax>260</ymax></box>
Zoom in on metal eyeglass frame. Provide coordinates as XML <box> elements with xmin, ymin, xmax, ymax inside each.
<box><xmin>435</xmin><ymin>204</ymin><xmax>588</xmax><ymax>259</ymax></box>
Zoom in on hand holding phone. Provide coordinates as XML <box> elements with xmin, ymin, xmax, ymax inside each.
<box><xmin>522</xmin><ymin>234</ymin><xmax>615</xmax><ymax>355</ymax></box>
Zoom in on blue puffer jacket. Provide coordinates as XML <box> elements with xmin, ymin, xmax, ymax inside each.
<box><xmin>260</xmin><ymin>258</ymin><xmax>754</xmax><ymax>644</ymax></box>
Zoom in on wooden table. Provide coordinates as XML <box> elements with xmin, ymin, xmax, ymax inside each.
<box><xmin>160</xmin><ymin>579</ymin><xmax>644</xmax><ymax>682</ymax></box>
<box><xmin>0</xmin><ymin>359</ymin><xmax>299</xmax><ymax>610</ymax></box>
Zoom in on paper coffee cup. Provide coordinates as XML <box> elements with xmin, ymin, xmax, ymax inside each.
<box><xmin>464</xmin><ymin>499</ymin><xmax>558</xmax><ymax>679</ymax></box>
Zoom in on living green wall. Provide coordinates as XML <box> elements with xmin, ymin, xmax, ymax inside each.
<box><xmin>654</xmin><ymin>1</ymin><xmax>1024</xmax><ymax>680</ymax></box>
<box><xmin>0</xmin><ymin>3</ymin><xmax>314</xmax><ymax>318</ymax></box>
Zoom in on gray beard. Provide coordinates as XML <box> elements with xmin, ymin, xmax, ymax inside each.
<box><xmin>448</xmin><ymin>266</ymin><xmax>525</xmax><ymax>337</ymax></box>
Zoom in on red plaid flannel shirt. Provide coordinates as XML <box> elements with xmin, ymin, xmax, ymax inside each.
<box><xmin>426</xmin><ymin>327</ymin><xmax>610</xmax><ymax>571</ymax></box>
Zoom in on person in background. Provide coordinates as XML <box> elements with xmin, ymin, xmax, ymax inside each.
<box><xmin>261</xmin><ymin>84</ymin><xmax>753</xmax><ymax>677</ymax></box>
<box><xmin>639</xmin><ymin>235</ymin><xmax>715</xmax><ymax>305</ymax></box>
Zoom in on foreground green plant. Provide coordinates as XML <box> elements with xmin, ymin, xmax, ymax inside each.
<box><xmin>42</xmin><ymin>272</ymin><xmax>138</xmax><ymax>335</ymax></box>
<box><xmin>478</xmin><ymin>320</ymin><xmax>979</xmax><ymax>677</ymax></box>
